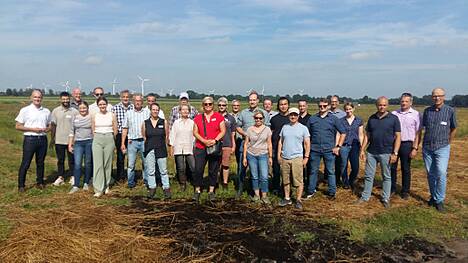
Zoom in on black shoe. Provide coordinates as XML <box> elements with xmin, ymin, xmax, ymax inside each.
<box><xmin>382</xmin><ymin>200</ymin><xmax>391</xmax><ymax>209</ymax></box>
<box><xmin>435</xmin><ymin>202</ymin><xmax>446</xmax><ymax>213</ymax></box>
<box><xmin>192</xmin><ymin>192</ymin><xmax>201</xmax><ymax>203</ymax></box>
<box><xmin>36</xmin><ymin>184</ymin><xmax>45</xmax><ymax>190</ymax></box>
<box><xmin>428</xmin><ymin>198</ymin><xmax>436</xmax><ymax>207</ymax></box>
<box><xmin>18</xmin><ymin>187</ymin><xmax>25</xmax><ymax>193</ymax></box>
<box><xmin>164</xmin><ymin>189</ymin><xmax>172</xmax><ymax>199</ymax></box>
<box><xmin>401</xmin><ymin>193</ymin><xmax>410</xmax><ymax>200</ymax></box>
<box><xmin>343</xmin><ymin>185</ymin><xmax>350</xmax><ymax>190</ymax></box>
<box><xmin>208</xmin><ymin>192</ymin><xmax>216</xmax><ymax>202</ymax></box>
<box><xmin>147</xmin><ymin>188</ymin><xmax>156</xmax><ymax>199</ymax></box>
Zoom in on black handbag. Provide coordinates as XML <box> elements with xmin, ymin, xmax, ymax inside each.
<box><xmin>202</xmin><ymin>114</ymin><xmax>222</xmax><ymax>156</ymax></box>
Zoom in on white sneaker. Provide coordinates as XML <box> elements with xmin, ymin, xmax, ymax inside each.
<box><xmin>53</xmin><ymin>177</ymin><xmax>64</xmax><ymax>186</ymax></box>
<box><xmin>69</xmin><ymin>177</ymin><xmax>74</xmax><ymax>185</ymax></box>
<box><xmin>93</xmin><ymin>192</ymin><xmax>102</xmax><ymax>198</ymax></box>
<box><xmin>104</xmin><ymin>188</ymin><xmax>111</xmax><ymax>195</ymax></box>
<box><xmin>69</xmin><ymin>186</ymin><xmax>79</xmax><ymax>194</ymax></box>
<box><xmin>83</xmin><ymin>183</ymin><xmax>89</xmax><ymax>191</ymax></box>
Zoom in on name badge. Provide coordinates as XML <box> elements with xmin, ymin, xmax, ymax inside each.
<box><xmin>441</xmin><ymin>121</ymin><xmax>447</xmax><ymax>126</ymax></box>
<box><xmin>212</xmin><ymin>118</ymin><xmax>217</xmax><ymax>121</ymax></box>
<box><xmin>158</xmin><ymin>125</ymin><xmax>164</xmax><ymax>128</ymax></box>
<box><xmin>66</xmin><ymin>115</ymin><xmax>72</xmax><ymax>119</ymax></box>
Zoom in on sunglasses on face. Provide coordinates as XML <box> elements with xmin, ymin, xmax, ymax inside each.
<box><xmin>254</xmin><ymin>117</ymin><xmax>263</xmax><ymax>120</ymax></box>
<box><xmin>95</xmin><ymin>93</ymin><xmax>104</xmax><ymax>96</ymax></box>
<box><xmin>319</xmin><ymin>105</ymin><xmax>328</xmax><ymax>108</ymax></box>
<box><xmin>204</xmin><ymin>103</ymin><xmax>213</xmax><ymax>106</ymax></box>
<box><xmin>218</xmin><ymin>104</ymin><xmax>227</xmax><ymax>107</ymax></box>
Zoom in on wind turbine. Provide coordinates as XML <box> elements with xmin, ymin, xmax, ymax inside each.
<box><xmin>111</xmin><ymin>78</ymin><xmax>119</xmax><ymax>95</ymax></box>
<box><xmin>26</xmin><ymin>84</ymin><xmax>33</xmax><ymax>90</ymax></box>
<box><xmin>260</xmin><ymin>84</ymin><xmax>265</xmax><ymax>96</ymax></box>
<box><xmin>137</xmin><ymin>75</ymin><xmax>149</xmax><ymax>96</ymax></box>
<box><xmin>298</xmin><ymin>89</ymin><xmax>304</xmax><ymax>96</ymax></box>
<box><xmin>209</xmin><ymin>89</ymin><xmax>215</xmax><ymax>95</ymax></box>
<box><xmin>42</xmin><ymin>83</ymin><xmax>50</xmax><ymax>90</ymax></box>
<box><xmin>61</xmin><ymin>81</ymin><xmax>70</xmax><ymax>92</ymax></box>
<box><xmin>77</xmin><ymin>80</ymin><xmax>82</xmax><ymax>89</ymax></box>
<box><xmin>246</xmin><ymin>88</ymin><xmax>253</xmax><ymax>95</ymax></box>
<box><xmin>168</xmin><ymin>89</ymin><xmax>174</xmax><ymax>97</ymax></box>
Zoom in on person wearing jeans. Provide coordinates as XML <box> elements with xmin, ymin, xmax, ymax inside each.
<box><xmin>242</xmin><ymin>109</ymin><xmax>272</xmax><ymax>204</ymax></box>
<box><xmin>68</xmin><ymin>101</ymin><xmax>93</xmax><ymax>193</ymax></box>
<box><xmin>306</xmin><ymin>98</ymin><xmax>346</xmax><ymax>200</ymax></box>
<box><xmin>15</xmin><ymin>89</ymin><xmax>51</xmax><ymax>192</ymax></box>
<box><xmin>339</xmin><ymin>102</ymin><xmax>364</xmax><ymax>190</ymax></box>
<box><xmin>420</xmin><ymin>87</ymin><xmax>457</xmax><ymax>212</ymax></box>
<box><xmin>356</xmin><ymin>97</ymin><xmax>401</xmax><ymax>208</ymax></box>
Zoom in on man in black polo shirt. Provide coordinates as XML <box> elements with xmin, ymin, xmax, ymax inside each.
<box><xmin>356</xmin><ymin>97</ymin><xmax>401</xmax><ymax>208</ymax></box>
<box><xmin>270</xmin><ymin>97</ymin><xmax>290</xmax><ymax>195</ymax></box>
<box><xmin>420</xmin><ymin>87</ymin><xmax>457</xmax><ymax>212</ymax></box>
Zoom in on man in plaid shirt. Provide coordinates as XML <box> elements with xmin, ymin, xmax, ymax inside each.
<box><xmin>168</xmin><ymin>92</ymin><xmax>199</xmax><ymax>128</ymax></box>
<box><xmin>112</xmin><ymin>90</ymin><xmax>134</xmax><ymax>183</ymax></box>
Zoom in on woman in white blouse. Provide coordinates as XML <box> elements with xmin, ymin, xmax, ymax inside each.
<box><xmin>169</xmin><ymin>104</ymin><xmax>195</xmax><ymax>192</ymax></box>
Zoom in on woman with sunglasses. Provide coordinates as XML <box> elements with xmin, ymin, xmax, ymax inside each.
<box><xmin>217</xmin><ymin>97</ymin><xmax>237</xmax><ymax>190</ymax></box>
<box><xmin>193</xmin><ymin>97</ymin><xmax>226</xmax><ymax>202</ymax></box>
<box><xmin>242</xmin><ymin>110</ymin><xmax>273</xmax><ymax>204</ymax></box>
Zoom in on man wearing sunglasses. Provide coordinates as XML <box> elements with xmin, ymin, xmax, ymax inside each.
<box><xmin>89</xmin><ymin>87</ymin><xmax>112</xmax><ymax>115</ymax></box>
<box><xmin>306</xmin><ymin>98</ymin><xmax>346</xmax><ymax>200</ymax></box>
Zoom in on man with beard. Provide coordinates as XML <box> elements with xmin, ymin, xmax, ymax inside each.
<box><xmin>51</xmin><ymin>92</ymin><xmax>79</xmax><ymax>186</ymax></box>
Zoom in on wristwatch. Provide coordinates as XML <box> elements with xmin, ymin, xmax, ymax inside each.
<box><xmin>392</xmin><ymin>152</ymin><xmax>398</xmax><ymax>156</ymax></box>
<box><xmin>335</xmin><ymin>145</ymin><xmax>341</xmax><ymax>148</ymax></box>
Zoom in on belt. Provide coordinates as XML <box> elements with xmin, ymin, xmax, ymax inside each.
<box><xmin>24</xmin><ymin>135</ymin><xmax>46</xmax><ymax>138</ymax></box>
<box><xmin>401</xmin><ymin>141</ymin><xmax>413</xmax><ymax>143</ymax></box>
<box><xmin>130</xmin><ymin>138</ymin><xmax>144</xmax><ymax>141</ymax></box>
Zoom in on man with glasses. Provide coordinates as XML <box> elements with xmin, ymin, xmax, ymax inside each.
<box><xmin>390</xmin><ymin>92</ymin><xmax>421</xmax><ymax>200</ymax></box>
<box><xmin>217</xmin><ymin>97</ymin><xmax>236</xmax><ymax>190</ymax></box>
<box><xmin>270</xmin><ymin>97</ymin><xmax>290</xmax><ymax>195</ymax></box>
<box><xmin>420</xmin><ymin>88</ymin><xmax>457</xmax><ymax>212</ymax></box>
<box><xmin>278</xmin><ymin>107</ymin><xmax>310</xmax><ymax>209</ymax></box>
<box><xmin>112</xmin><ymin>90</ymin><xmax>133</xmax><ymax>183</ymax></box>
<box><xmin>236</xmin><ymin>91</ymin><xmax>270</xmax><ymax>198</ymax></box>
<box><xmin>168</xmin><ymin>92</ymin><xmax>198</xmax><ymax>128</ymax></box>
<box><xmin>306</xmin><ymin>98</ymin><xmax>346</xmax><ymax>200</ymax></box>
<box><xmin>89</xmin><ymin>87</ymin><xmax>112</xmax><ymax>115</ymax></box>
<box><xmin>356</xmin><ymin>97</ymin><xmax>401</xmax><ymax>208</ymax></box>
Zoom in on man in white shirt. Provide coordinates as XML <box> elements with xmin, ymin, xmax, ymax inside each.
<box><xmin>89</xmin><ymin>87</ymin><xmax>112</xmax><ymax>115</ymax></box>
<box><xmin>15</xmin><ymin>90</ymin><xmax>51</xmax><ymax>192</ymax></box>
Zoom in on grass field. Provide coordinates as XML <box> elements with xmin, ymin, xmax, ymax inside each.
<box><xmin>0</xmin><ymin>96</ymin><xmax>466</xmax><ymax>262</ymax></box>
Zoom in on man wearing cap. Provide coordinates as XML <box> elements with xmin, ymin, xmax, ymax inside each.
<box><xmin>168</xmin><ymin>92</ymin><xmax>198</xmax><ymax>128</ymax></box>
<box><xmin>278</xmin><ymin>107</ymin><xmax>310</xmax><ymax>210</ymax></box>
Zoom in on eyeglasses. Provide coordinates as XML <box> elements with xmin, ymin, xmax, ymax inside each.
<box><xmin>319</xmin><ymin>105</ymin><xmax>328</xmax><ymax>108</ymax></box>
<box><xmin>94</xmin><ymin>93</ymin><xmax>104</xmax><ymax>96</ymax></box>
<box><xmin>218</xmin><ymin>104</ymin><xmax>227</xmax><ymax>107</ymax></box>
<box><xmin>204</xmin><ymin>103</ymin><xmax>213</xmax><ymax>106</ymax></box>
<box><xmin>254</xmin><ymin>117</ymin><xmax>264</xmax><ymax>120</ymax></box>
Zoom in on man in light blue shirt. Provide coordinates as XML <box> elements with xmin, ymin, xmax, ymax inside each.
<box><xmin>278</xmin><ymin>107</ymin><xmax>310</xmax><ymax>210</ymax></box>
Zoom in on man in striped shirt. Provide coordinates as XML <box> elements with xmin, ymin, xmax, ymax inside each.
<box><xmin>121</xmin><ymin>94</ymin><xmax>149</xmax><ymax>188</ymax></box>
<box><xmin>112</xmin><ymin>90</ymin><xmax>133</xmax><ymax>183</ymax></box>
<box><xmin>421</xmin><ymin>88</ymin><xmax>457</xmax><ymax>212</ymax></box>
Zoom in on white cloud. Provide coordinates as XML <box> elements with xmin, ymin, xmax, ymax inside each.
<box><xmin>204</xmin><ymin>36</ymin><xmax>232</xmax><ymax>44</ymax></box>
<box><xmin>243</xmin><ymin>0</ymin><xmax>314</xmax><ymax>13</ymax></box>
<box><xmin>348</xmin><ymin>51</ymin><xmax>381</xmax><ymax>60</ymax></box>
<box><xmin>84</xmin><ymin>56</ymin><xmax>103</xmax><ymax>65</ymax></box>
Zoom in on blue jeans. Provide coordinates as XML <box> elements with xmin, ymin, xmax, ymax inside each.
<box><xmin>73</xmin><ymin>139</ymin><xmax>93</xmax><ymax>187</ymax></box>
<box><xmin>308</xmin><ymin>151</ymin><xmax>336</xmax><ymax>195</ymax></box>
<box><xmin>127</xmin><ymin>140</ymin><xmax>147</xmax><ymax>188</ymax></box>
<box><xmin>247</xmin><ymin>153</ymin><xmax>269</xmax><ymax>193</ymax></box>
<box><xmin>361</xmin><ymin>153</ymin><xmax>391</xmax><ymax>202</ymax></box>
<box><xmin>237</xmin><ymin>141</ymin><xmax>247</xmax><ymax>187</ymax></box>
<box><xmin>145</xmin><ymin>150</ymin><xmax>170</xmax><ymax>189</ymax></box>
<box><xmin>340</xmin><ymin>142</ymin><xmax>360</xmax><ymax>187</ymax></box>
<box><xmin>423</xmin><ymin>145</ymin><xmax>450</xmax><ymax>204</ymax></box>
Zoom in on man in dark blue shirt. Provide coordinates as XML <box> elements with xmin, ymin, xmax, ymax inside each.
<box><xmin>306</xmin><ymin>98</ymin><xmax>346</xmax><ymax>199</ymax></box>
<box><xmin>356</xmin><ymin>97</ymin><xmax>401</xmax><ymax>208</ymax></box>
<box><xmin>421</xmin><ymin>88</ymin><xmax>457</xmax><ymax>212</ymax></box>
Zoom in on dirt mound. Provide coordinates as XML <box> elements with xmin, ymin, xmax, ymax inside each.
<box><xmin>128</xmin><ymin>197</ymin><xmax>457</xmax><ymax>262</ymax></box>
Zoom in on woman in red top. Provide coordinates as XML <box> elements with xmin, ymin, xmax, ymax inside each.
<box><xmin>193</xmin><ymin>96</ymin><xmax>226</xmax><ymax>203</ymax></box>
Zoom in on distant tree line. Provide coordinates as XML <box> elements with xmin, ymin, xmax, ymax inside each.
<box><xmin>2</xmin><ymin>88</ymin><xmax>468</xmax><ymax>107</ymax></box>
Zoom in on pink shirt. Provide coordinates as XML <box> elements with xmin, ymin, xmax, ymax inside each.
<box><xmin>391</xmin><ymin>108</ymin><xmax>420</xmax><ymax>142</ymax></box>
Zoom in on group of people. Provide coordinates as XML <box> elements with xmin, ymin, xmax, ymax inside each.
<box><xmin>15</xmin><ymin>87</ymin><xmax>456</xmax><ymax>212</ymax></box>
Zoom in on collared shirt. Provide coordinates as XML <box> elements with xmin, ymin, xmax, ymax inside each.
<box><xmin>330</xmin><ymin>108</ymin><xmax>346</xmax><ymax>119</ymax></box>
<box><xmin>392</xmin><ymin>108</ymin><xmax>421</xmax><ymax>142</ymax></box>
<box><xmin>169</xmin><ymin>118</ymin><xmax>195</xmax><ymax>155</ymax></box>
<box><xmin>168</xmin><ymin>105</ymin><xmax>198</xmax><ymax>127</ymax></box>
<box><xmin>280</xmin><ymin>122</ymin><xmax>310</xmax><ymax>160</ymax></box>
<box><xmin>422</xmin><ymin>104</ymin><xmax>457</xmax><ymax>151</ymax></box>
<box><xmin>308</xmin><ymin>112</ymin><xmax>346</xmax><ymax>153</ymax></box>
<box><xmin>221</xmin><ymin>113</ymin><xmax>236</xmax><ymax>148</ymax></box>
<box><xmin>341</xmin><ymin>116</ymin><xmax>363</xmax><ymax>145</ymax></box>
<box><xmin>51</xmin><ymin>105</ymin><xmax>79</xmax><ymax>145</ymax></box>
<box><xmin>70</xmin><ymin>99</ymin><xmax>82</xmax><ymax>110</ymax></box>
<box><xmin>270</xmin><ymin>113</ymin><xmax>290</xmax><ymax>153</ymax></box>
<box><xmin>89</xmin><ymin>102</ymin><xmax>113</xmax><ymax>116</ymax></box>
<box><xmin>237</xmin><ymin>107</ymin><xmax>271</xmax><ymax>132</ymax></box>
<box><xmin>112</xmin><ymin>102</ymin><xmax>134</xmax><ymax>133</ymax></box>
<box><xmin>299</xmin><ymin>113</ymin><xmax>311</xmax><ymax>126</ymax></box>
<box><xmin>268</xmin><ymin>110</ymin><xmax>278</xmax><ymax>118</ymax></box>
<box><xmin>70</xmin><ymin>114</ymin><xmax>92</xmax><ymax>141</ymax></box>
<box><xmin>123</xmin><ymin>108</ymin><xmax>150</xmax><ymax>139</ymax></box>
<box><xmin>15</xmin><ymin>103</ymin><xmax>51</xmax><ymax>136</ymax></box>
<box><xmin>366</xmin><ymin>112</ymin><xmax>401</xmax><ymax>154</ymax></box>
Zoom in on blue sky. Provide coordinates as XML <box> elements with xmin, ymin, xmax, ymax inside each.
<box><xmin>1</xmin><ymin>0</ymin><xmax>467</xmax><ymax>98</ymax></box>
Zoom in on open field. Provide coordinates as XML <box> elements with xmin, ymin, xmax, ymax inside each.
<box><xmin>0</xmin><ymin>97</ymin><xmax>467</xmax><ymax>262</ymax></box>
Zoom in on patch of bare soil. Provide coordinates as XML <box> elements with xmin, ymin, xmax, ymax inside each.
<box><xmin>129</xmin><ymin>197</ymin><xmax>457</xmax><ymax>262</ymax></box>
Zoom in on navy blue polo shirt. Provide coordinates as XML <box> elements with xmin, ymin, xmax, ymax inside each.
<box><xmin>366</xmin><ymin>112</ymin><xmax>401</xmax><ymax>155</ymax></box>
<box><xmin>308</xmin><ymin>112</ymin><xmax>346</xmax><ymax>153</ymax></box>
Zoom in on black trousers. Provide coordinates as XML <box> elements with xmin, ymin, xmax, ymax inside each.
<box><xmin>55</xmin><ymin>144</ymin><xmax>74</xmax><ymax>176</ymax></box>
<box><xmin>18</xmin><ymin>136</ymin><xmax>48</xmax><ymax>188</ymax></box>
<box><xmin>193</xmin><ymin>147</ymin><xmax>221</xmax><ymax>188</ymax></box>
<box><xmin>174</xmin><ymin>154</ymin><xmax>195</xmax><ymax>184</ymax></box>
<box><xmin>391</xmin><ymin>141</ymin><xmax>413</xmax><ymax>194</ymax></box>
<box><xmin>114</xmin><ymin>133</ymin><xmax>127</xmax><ymax>181</ymax></box>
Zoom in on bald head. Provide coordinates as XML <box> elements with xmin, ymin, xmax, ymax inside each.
<box><xmin>375</xmin><ymin>96</ymin><xmax>388</xmax><ymax>114</ymax></box>
<box><xmin>432</xmin><ymin>87</ymin><xmax>445</xmax><ymax>96</ymax></box>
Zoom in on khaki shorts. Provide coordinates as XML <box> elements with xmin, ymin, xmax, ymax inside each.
<box><xmin>281</xmin><ymin>157</ymin><xmax>304</xmax><ymax>187</ymax></box>
<box><xmin>221</xmin><ymin>147</ymin><xmax>232</xmax><ymax>167</ymax></box>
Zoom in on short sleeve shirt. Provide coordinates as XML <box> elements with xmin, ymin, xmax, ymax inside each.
<box><xmin>280</xmin><ymin>123</ymin><xmax>310</xmax><ymax>160</ymax></box>
<box><xmin>194</xmin><ymin>112</ymin><xmax>224</xmax><ymax>149</ymax></box>
<box><xmin>237</xmin><ymin>107</ymin><xmax>271</xmax><ymax>132</ymax></box>
<box><xmin>221</xmin><ymin>113</ymin><xmax>236</xmax><ymax>148</ymax></box>
<box><xmin>422</xmin><ymin>104</ymin><xmax>457</xmax><ymax>151</ymax></box>
<box><xmin>308</xmin><ymin>112</ymin><xmax>346</xmax><ymax>153</ymax></box>
<box><xmin>270</xmin><ymin>113</ymin><xmax>290</xmax><ymax>153</ymax></box>
<box><xmin>341</xmin><ymin>116</ymin><xmax>363</xmax><ymax>145</ymax></box>
<box><xmin>51</xmin><ymin>106</ymin><xmax>78</xmax><ymax>145</ymax></box>
<box><xmin>366</xmin><ymin>112</ymin><xmax>401</xmax><ymax>154</ymax></box>
<box><xmin>15</xmin><ymin>104</ymin><xmax>51</xmax><ymax>136</ymax></box>
<box><xmin>246</xmin><ymin>126</ymin><xmax>272</xmax><ymax>156</ymax></box>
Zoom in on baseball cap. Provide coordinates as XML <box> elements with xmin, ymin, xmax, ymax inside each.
<box><xmin>179</xmin><ymin>92</ymin><xmax>189</xmax><ymax>100</ymax></box>
<box><xmin>288</xmin><ymin>107</ymin><xmax>300</xmax><ymax>115</ymax></box>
